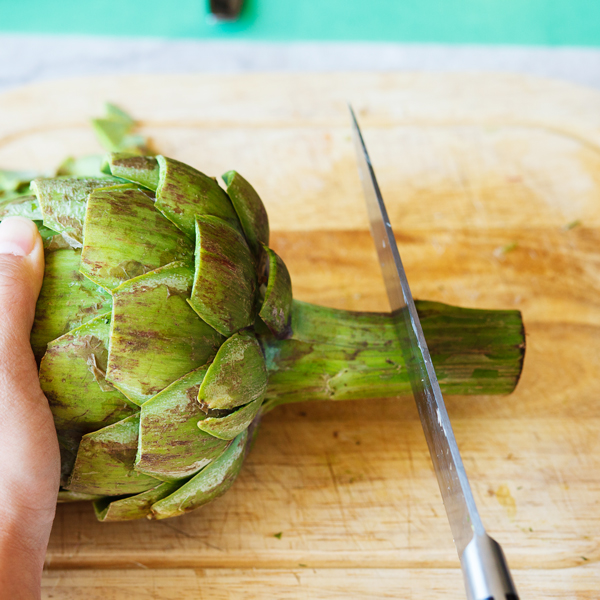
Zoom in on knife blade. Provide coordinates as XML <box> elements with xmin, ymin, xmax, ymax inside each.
<box><xmin>349</xmin><ymin>105</ymin><xmax>520</xmax><ymax>600</ymax></box>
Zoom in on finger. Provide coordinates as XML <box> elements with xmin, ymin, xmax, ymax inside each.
<box><xmin>0</xmin><ymin>216</ymin><xmax>51</xmax><ymax>491</ymax></box>
<box><xmin>0</xmin><ymin>217</ymin><xmax>44</xmax><ymax>374</ymax></box>
<box><xmin>0</xmin><ymin>216</ymin><xmax>58</xmax><ymax>504</ymax></box>
<box><xmin>0</xmin><ymin>216</ymin><xmax>59</xmax><ymax>599</ymax></box>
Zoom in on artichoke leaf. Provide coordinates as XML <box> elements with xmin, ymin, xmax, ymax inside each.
<box><xmin>222</xmin><ymin>170</ymin><xmax>269</xmax><ymax>260</ymax></box>
<box><xmin>0</xmin><ymin>169</ymin><xmax>39</xmax><ymax>193</ymax></box>
<box><xmin>34</xmin><ymin>221</ymin><xmax>59</xmax><ymax>244</ymax></box>
<box><xmin>80</xmin><ymin>186</ymin><xmax>193</xmax><ymax>291</ymax></box>
<box><xmin>259</xmin><ymin>245</ymin><xmax>293</xmax><ymax>339</ymax></box>
<box><xmin>94</xmin><ymin>481</ymin><xmax>181</xmax><ymax>521</ymax></box>
<box><xmin>0</xmin><ymin>194</ymin><xmax>42</xmax><ymax>220</ymax></box>
<box><xmin>67</xmin><ymin>413</ymin><xmax>161</xmax><ymax>496</ymax></box>
<box><xmin>31</xmin><ymin>176</ymin><xmax>119</xmax><ymax>247</ymax></box>
<box><xmin>39</xmin><ymin>312</ymin><xmax>137</xmax><ymax>442</ymax></box>
<box><xmin>101</xmin><ymin>153</ymin><xmax>160</xmax><ymax>191</ymax></box>
<box><xmin>56</xmin><ymin>155</ymin><xmax>105</xmax><ymax>178</ymax></box>
<box><xmin>104</xmin><ymin>103</ymin><xmax>135</xmax><ymax>127</ymax></box>
<box><xmin>93</xmin><ymin>118</ymin><xmax>130</xmax><ymax>152</ymax></box>
<box><xmin>150</xmin><ymin>430</ymin><xmax>248</xmax><ymax>520</ymax></box>
<box><xmin>199</xmin><ymin>330</ymin><xmax>267</xmax><ymax>410</ymax></box>
<box><xmin>155</xmin><ymin>156</ymin><xmax>242</xmax><ymax>238</ymax></box>
<box><xmin>136</xmin><ymin>367</ymin><xmax>231</xmax><ymax>481</ymax></box>
<box><xmin>92</xmin><ymin>120</ymin><xmax>144</xmax><ymax>154</ymax></box>
<box><xmin>106</xmin><ymin>261</ymin><xmax>224</xmax><ymax>405</ymax></box>
<box><xmin>189</xmin><ymin>215</ymin><xmax>257</xmax><ymax>337</ymax></box>
<box><xmin>198</xmin><ymin>395</ymin><xmax>263</xmax><ymax>440</ymax></box>
<box><xmin>92</xmin><ymin>103</ymin><xmax>148</xmax><ymax>155</ymax></box>
<box><xmin>31</xmin><ymin>247</ymin><xmax>112</xmax><ymax>361</ymax></box>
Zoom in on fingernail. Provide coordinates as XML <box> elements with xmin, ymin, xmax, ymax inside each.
<box><xmin>0</xmin><ymin>217</ymin><xmax>38</xmax><ymax>256</ymax></box>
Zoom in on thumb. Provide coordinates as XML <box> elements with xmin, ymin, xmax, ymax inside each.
<box><xmin>0</xmin><ymin>217</ymin><xmax>44</xmax><ymax>361</ymax></box>
<box><xmin>0</xmin><ymin>216</ymin><xmax>58</xmax><ymax>507</ymax></box>
<box><xmin>0</xmin><ymin>218</ymin><xmax>59</xmax><ymax>599</ymax></box>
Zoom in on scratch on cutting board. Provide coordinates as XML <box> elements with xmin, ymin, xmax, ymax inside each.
<box><xmin>495</xmin><ymin>484</ymin><xmax>517</xmax><ymax>519</ymax></box>
<box><xmin>324</xmin><ymin>453</ymin><xmax>360</xmax><ymax>547</ymax></box>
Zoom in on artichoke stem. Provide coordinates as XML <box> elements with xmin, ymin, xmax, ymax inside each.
<box><xmin>260</xmin><ymin>299</ymin><xmax>525</xmax><ymax>412</ymax></box>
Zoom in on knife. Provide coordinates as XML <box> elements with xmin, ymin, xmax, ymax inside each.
<box><xmin>349</xmin><ymin>106</ymin><xmax>520</xmax><ymax>600</ymax></box>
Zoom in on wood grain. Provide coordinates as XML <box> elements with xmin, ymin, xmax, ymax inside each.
<box><xmin>40</xmin><ymin>567</ymin><xmax>600</xmax><ymax>599</ymax></box>
<box><xmin>0</xmin><ymin>72</ymin><xmax>598</xmax><ymax>598</ymax></box>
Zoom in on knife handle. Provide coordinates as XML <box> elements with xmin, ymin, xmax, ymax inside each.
<box><xmin>209</xmin><ymin>0</ymin><xmax>244</xmax><ymax>19</ymax></box>
<box><xmin>461</xmin><ymin>533</ymin><xmax>519</xmax><ymax>600</ymax></box>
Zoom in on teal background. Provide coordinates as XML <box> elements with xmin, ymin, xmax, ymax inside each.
<box><xmin>0</xmin><ymin>0</ymin><xmax>599</xmax><ymax>45</ymax></box>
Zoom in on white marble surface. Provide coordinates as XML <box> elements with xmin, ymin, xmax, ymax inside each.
<box><xmin>1</xmin><ymin>34</ymin><xmax>600</xmax><ymax>92</ymax></box>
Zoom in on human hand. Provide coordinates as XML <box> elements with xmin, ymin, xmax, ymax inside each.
<box><xmin>0</xmin><ymin>217</ymin><xmax>60</xmax><ymax>599</ymax></box>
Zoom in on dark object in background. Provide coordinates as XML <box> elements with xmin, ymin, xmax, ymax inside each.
<box><xmin>209</xmin><ymin>0</ymin><xmax>244</xmax><ymax>20</ymax></box>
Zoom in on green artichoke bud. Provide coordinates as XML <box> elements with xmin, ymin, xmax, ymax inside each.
<box><xmin>0</xmin><ymin>152</ymin><xmax>525</xmax><ymax>522</ymax></box>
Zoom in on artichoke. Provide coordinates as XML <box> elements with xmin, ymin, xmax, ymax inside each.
<box><xmin>0</xmin><ymin>114</ymin><xmax>525</xmax><ymax>522</ymax></box>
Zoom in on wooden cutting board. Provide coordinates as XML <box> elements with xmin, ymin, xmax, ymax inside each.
<box><xmin>2</xmin><ymin>73</ymin><xmax>599</xmax><ymax>598</ymax></box>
